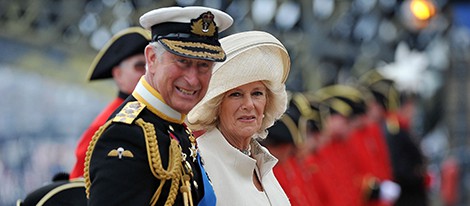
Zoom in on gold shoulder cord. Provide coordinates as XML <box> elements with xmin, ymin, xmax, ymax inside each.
<box><xmin>84</xmin><ymin>119</ymin><xmax>114</xmax><ymax>198</ymax></box>
<box><xmin>136</xmin><ymin>119</ymin><xmax>194</xmax><ymax>206</ymax></box>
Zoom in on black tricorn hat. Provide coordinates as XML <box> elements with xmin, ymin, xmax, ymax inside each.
<box><xmin>359</xmin><ymin>69</ymin><xmax>400</xmax><ymax>111</ymax></box>
<box><xmin>315</xmin><ymin>84</ymin><xmax>368</xmax><ymax>121</ymax></box>
<box><xmin>265</xmin><ymin>92</ymin><xmax>320</xmax><ymax>146</ymax></box>
<box><xmin>265</xmin><ymin>116</ymin><xmax>295</xmax><ymax>145</ymax></box>
<box><xmin>87</xmin><ymin>27</ymin><xmax>151</xmax><ymax>81</ymax></box>
<box><xmin>17</xmin><ymin>173</ymin><xmax>86</xmax><ymax>206</ymax></box>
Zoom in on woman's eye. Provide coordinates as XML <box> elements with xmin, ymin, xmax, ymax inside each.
<box><xmin>229</xmin><ymin>92</ymin><xmax>242</xmax><ymax>97</ymax></box>
<box><xmin>253</xmin><ymin>91</ymin><xmax>264</xmax><ymax>96</ymax></box>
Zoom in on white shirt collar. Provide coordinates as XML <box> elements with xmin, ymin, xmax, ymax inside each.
<box><xmin>132</xmin><ymin>77</ymin><xmax>186</xmax><ymax>123</ymax></box>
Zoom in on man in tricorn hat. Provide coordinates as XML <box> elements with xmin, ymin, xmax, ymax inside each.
<box><xmin>70</xmin><ymin>26</ymin><xmax>151</xmax><ymax>179</ymax></box>
<box><xmin>84</xmin><ymin>6</ymin><xmax>233</xmax><ymax>206</ymax></box>
<box><xmin>315</xmin><ymin>84</ymin><xmax>400</xmax><ymax>206</ymax></box>
<box><xmin>360</xmin><ymin>70</ymin><xmax>427</xmax><ymax>206</ymax></box>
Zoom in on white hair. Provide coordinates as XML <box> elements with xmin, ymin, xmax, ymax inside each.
<box><xmin>144</xmin><ymin>41</ymin><xmax>166</xmax><ymax>72</ymax></box>
<box><xmin>150</xmin><ymin>41</ymin><xmax>166</xmax><ymax>61</ymax></box>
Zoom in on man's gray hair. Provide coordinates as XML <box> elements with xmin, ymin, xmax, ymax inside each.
<box><xmin>150</xmin><ymin>41</ymin><xmax>166</xmax><ymax>61</ymax></box>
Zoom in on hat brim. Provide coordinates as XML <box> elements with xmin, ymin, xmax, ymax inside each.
<box><xmin>159</xmin><ymin>38</ymin><xmax>226</xmax><ymax>62</ymax></box>
<box><xmin>87</xmin><ymin>27</ymin><xmax>151</xmax><ymax>81</ymax></box>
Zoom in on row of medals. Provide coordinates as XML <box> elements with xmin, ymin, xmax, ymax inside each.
<box><xmin>168</xmin><ymin>125</ymin><xmax>199</xmax><ymax>190</ymax></box>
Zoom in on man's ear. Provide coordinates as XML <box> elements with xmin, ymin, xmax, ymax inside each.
<box><xmin>145</xmin><ymin>45</ymin><xmax>157</xmax><ymax>73</ymax></box>
<box><xmin>111</xmin><ymin>66</ymin><xmax>121</xmax><ymax>78</ymax></box>
<box><xmin>111</xmin><ymin>66</ymin><xmax>124</xmax><ymax>86</ymax></box>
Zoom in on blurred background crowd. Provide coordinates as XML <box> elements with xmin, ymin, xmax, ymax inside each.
<box><xmin>0</xmin><ymin>0</ymin><xmax>469</xmax><ymax>205</ymax></box>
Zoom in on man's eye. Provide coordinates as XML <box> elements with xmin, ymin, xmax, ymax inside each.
<box><xmin>197</xmin><ymin>62</ymin><xmax>212</xmax><ymax>73</ymax></box>
<box><xmin>198</xmin><ymin>62</ymin><xmax>210</xmax><ymax>68</ymax></box>
<box><xmin>175</xmin><ymin>58</ymin><xmax>191</xmax><ymax>67</ymax></box>
<box><xmin>176</xmin><ymin>58</ymin><xmax>188</xmax><ymax>64</ymax></box>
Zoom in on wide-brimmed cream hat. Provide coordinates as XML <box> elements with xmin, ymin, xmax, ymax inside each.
<box><xmin>187</xmin><ymin>31</ymin><xmax>291</xmax><ymax>138</ymax></box>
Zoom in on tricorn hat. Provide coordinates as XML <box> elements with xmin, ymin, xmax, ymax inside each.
<box><xmin>315</xmin><ymin>84</ymin><xmax>368</xmax><ymax>119</ymax></box>
<box><xmin>139</xmin><ymin>6</ymin><xmax>233</xmax><ymax>62</ymax></box>
<box><xmin>265</xmin><ymin>92</ymin><xmax>320</xmax><ymax>146</ymax></box>
<box><xmin>87</xmin><ymin>27</ymin><xmax>151</xmax><ymax>81</ymax></box>
<box><xmin>359</xmin><ymin>69</ymin><xmax>400</xmax><ymax>111</ymax></box>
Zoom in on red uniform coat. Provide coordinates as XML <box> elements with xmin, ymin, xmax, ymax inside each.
<box><xmin>69</xmin><ymin>95</ymin><xmax>125</xmax><ymax>179</ymax></box>
<box><xmin>313</xmin><ymin>138</ymin><xmax>364</xmax><ymax>206</ymax></box>
<box><xmin>303</xmin><ymin>151</ymin><xmax>344</xmax><ymax>206</ymax></box>
<box><xmin>347</xmin><ymin>123</ymin><xmax>394</xmax><ymax>206</ymax></box>
<box><xmin>274</xmin><ymin>156</ymin><xmax>322</xmax><ymax>206</ymax></box>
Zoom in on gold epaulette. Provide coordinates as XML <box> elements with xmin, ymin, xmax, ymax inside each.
<box><xmin>113</xmin><ymin>101</ymin><xmax>146</xmax><ymax>124</ymax></box>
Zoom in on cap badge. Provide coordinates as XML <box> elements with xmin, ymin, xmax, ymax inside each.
<box><xmin>191</xmin><ymin>11</ymin><xmax>216</xmax><ymax>37</ymax></box>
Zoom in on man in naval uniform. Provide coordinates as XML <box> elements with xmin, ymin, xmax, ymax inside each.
<box><xmin>70</xmin><ymin>26</ymin><xmax>151</xmax><ymax>179</ymax></box>
<box><xmin>84</xmin><ymin>6</ymin><xmax>233</xmax><ymax>206</ymax></box>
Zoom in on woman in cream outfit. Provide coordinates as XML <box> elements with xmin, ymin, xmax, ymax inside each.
<box><xmin>187</xmin><ymin>31</ymin><xmax>291</xmax><ymax>206</ymax></box>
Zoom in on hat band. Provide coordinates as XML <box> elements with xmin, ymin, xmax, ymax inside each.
<box><xmin>156</xmin><ymin>33</ymin><xmax>192</xmax><ymax>41</ymax></box>
<box><xmin>155</xmin><ymin>32</ymin><xmax>221</xmax><ymax>47</ymax></box>
<box><xmin>151</xmin><ymin>22</ymin><xmax>219</xmax><ymax>41</ymax></box>
<box><xmin>160</xmin><ymin>39</ymin><xmax>226</xmax><ymax>62</ymax></box>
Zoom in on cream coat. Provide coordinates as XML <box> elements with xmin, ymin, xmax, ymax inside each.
<box><xmin>197</xmin><ymin>129</ymin><xmax>291</xmax><ymax>206</ymax></box>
